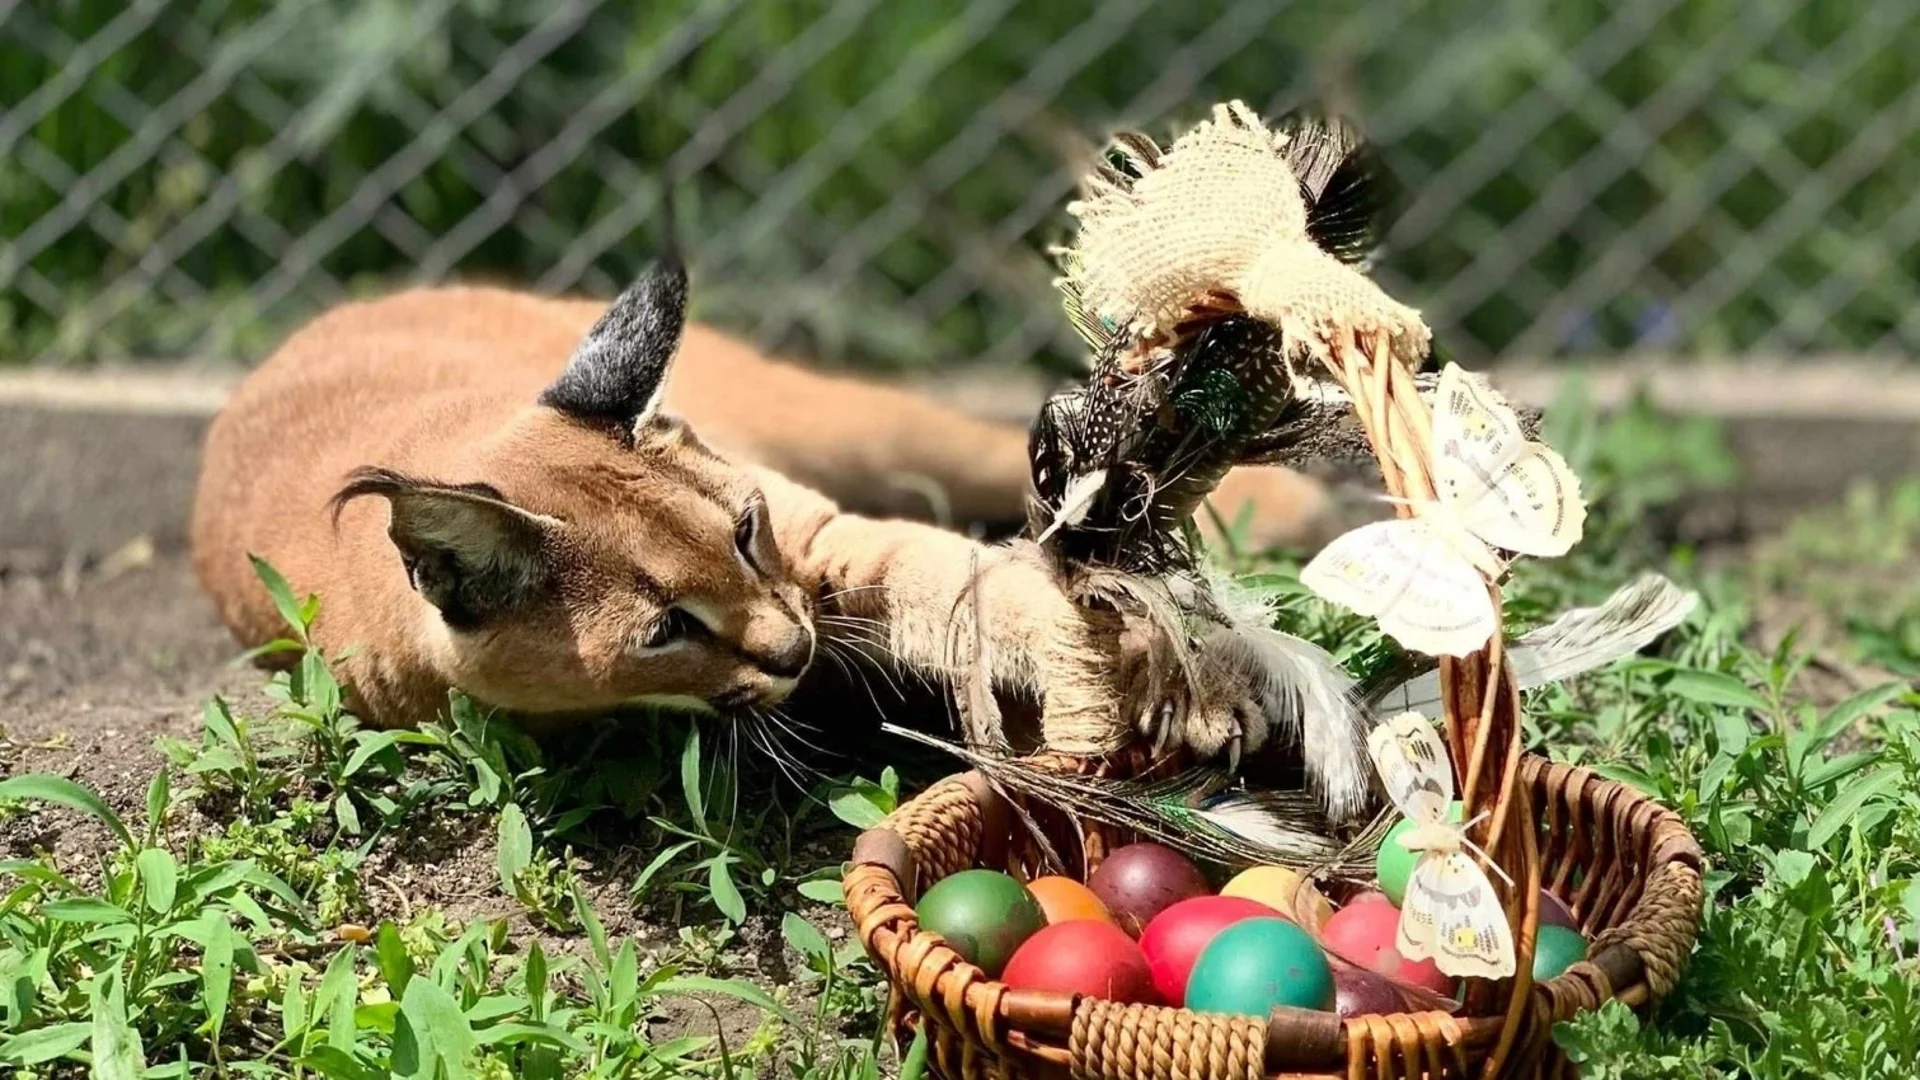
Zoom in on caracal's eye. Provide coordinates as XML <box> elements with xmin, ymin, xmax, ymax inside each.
<box><xmin>641</xmin><ymin>607</ymin><xmax>707</xmax><ymax>650</ymax></box>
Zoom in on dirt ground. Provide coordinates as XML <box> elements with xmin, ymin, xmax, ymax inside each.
<box><xmin>0</xmin><ymin>550</ymin><xmax>850</xmax><ymax>1049</ymax></box>
<box><xmin>1</xmin><ymin>550</ymin><xmax>243</xmax><ymax>828</ymax></box>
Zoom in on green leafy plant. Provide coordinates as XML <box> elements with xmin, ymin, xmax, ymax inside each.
<box><xmin>781</xmin><ymin>911</ymin><xmax>886</xmax><ymax>1079</ymax></box>
<box><xmin>629</xmin><ymin>726</ymin><xmax>814</xmax><ymax>926</ymax></box>
<box><xmin>494</xmin><ymin>803</ymin><xmax>583</xmax><ymax>933</ymax></box>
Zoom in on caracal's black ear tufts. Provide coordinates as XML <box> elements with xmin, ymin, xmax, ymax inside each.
<box><xmin>540</xmin><ymin>258</ymin><xmax>689</xmax><ymax>428</ymax></box>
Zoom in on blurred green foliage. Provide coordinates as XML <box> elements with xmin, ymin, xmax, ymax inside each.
<box><xmin>2</xmin><ymin>0</ymin><xmax>1917</xmax><ymax>367</ymax></box>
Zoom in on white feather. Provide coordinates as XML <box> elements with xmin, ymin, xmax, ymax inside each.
<box><xmin>1035</xmin><ymin>470</ymin><xmax>1108</xmax><ymax>544</ymax></box>
<box><xmin>1194</xmin><ymin>794</ymin><xmax>1325</xmax><ymax>849</ymax></box>
<box><xmin>1372</xmin><ymin>573</ymin><xmax>1700</xmax><ymax>714</ymax></box>
<box><xmin>1206</xmin><ymin>572</ymin><xmax>1370</xmax><ymax>820</ymax></box>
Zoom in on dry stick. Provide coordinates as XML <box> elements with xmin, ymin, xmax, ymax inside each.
<box><xmin>1488</xmin><ymin>774</ymin><xmax>1545</xmax><ymax>1080</ymax></box>
<box><xmin>1335</xmin><ymin>344</ymin><xmax>1400</xmax><ymax>506</ymax></box>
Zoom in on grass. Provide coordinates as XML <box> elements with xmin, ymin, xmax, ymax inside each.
<box><xmin>1</xmin><ymin>394</ymin><xmax>1918</xmax><ymax>1078</ymax></box>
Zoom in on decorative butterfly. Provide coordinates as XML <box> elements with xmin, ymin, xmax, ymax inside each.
<box><xmin>1366</xmin><ymin>711</ymin><xmax>1516</xmax><ymax>979</ymax></box>
<box><xmin>1300</xmin><ymin>362</ymin><xmax>1586</xmax><ymax>656</ymax></box>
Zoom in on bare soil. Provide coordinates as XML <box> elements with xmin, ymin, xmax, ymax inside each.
<box><xmin>0</xmin><ymin>550</ymin><xmax>865</xmax><ymax>1051</ymax></box>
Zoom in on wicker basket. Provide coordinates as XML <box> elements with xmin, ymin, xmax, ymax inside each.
<box><xmin>846</xmin><ymin>756</ymin><xmax>1702</xmax><ymax>1080</ymax></box>
<box><xmin>843</xmin><ymin>341</ymin><xmax>1705</xmax><ymax>1078</ymax></box>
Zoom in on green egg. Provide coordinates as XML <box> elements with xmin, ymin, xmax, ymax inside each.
<box><xmin>1376</xmin><ymin>800</ymin><xmax>1464</xmax><ymax>906</ymax></box>
<box><xmin>1185</xmin><ymin>917</ymin><xmax>1333</xmax><ymax>1016</ymax></box>
<box><xmin>1532</xmin><ymin>923</ymin><xmax>1589</xmax><ymax>981</ymax></box>
<box><xmin>915</xmin><ymin>870</ymin><xmax>1046</xmax><ymax>977</ymax></box>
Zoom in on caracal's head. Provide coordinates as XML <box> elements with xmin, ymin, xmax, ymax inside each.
<box><xmin>332</xmin><ymin>260</ymin><xmax>815</xmax><ymax>718</ymax></box>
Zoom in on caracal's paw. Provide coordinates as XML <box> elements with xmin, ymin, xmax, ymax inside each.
<box><xmin>1129</xmin><ymin>647</ymin><xmax>1270</xmax><ymax>770</ymax></box>
<box><xmin>952</xmin><ymin>546</ymin><xmax>1138</xmax><ymax>754</ymax></box>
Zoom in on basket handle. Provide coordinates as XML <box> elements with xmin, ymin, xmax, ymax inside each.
<box><xmin>1307</xmin><ymin>341</ymin><xmax>1542</xmax><ymax>1077</ymax></box>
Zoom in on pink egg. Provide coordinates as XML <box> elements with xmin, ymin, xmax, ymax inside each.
<box><xmin>1373</xmin><ymin>945</ymin><xmax>1453</xmax><ymax>994</ymax></box>
<box><xmin>1319</xmin><ymin>899</ymin><xmax>1453</xmax><ymax>995</ymax></box>
<box><xmin>1138</xmin><ymin>895</ymin><xmax>1280</xmax><ymax>1006</ymax></box>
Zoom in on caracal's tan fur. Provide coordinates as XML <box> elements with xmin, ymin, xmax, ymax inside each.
<box><xmin>191</xmin><ymin>266</ymin><xmax>1322</xmax><ymax>743</ymax></box>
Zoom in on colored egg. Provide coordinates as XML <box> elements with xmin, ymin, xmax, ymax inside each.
<box><xmin>1026</xmin><ymin>876</ymin><xmax>1113</xmax><ymax>927</ymax></box>
<box><xmin>1185</xmin><ymin>917</ymin><xmax>1334</xmax><ymax>1016</ymax></box>
<box><xmin>1379</xmin><ymin>947</ymin><xmax>1451</xmax><ymax>994</ymax></box>
<box><xmin>1138</xmin><ymin>895</ymin><xmax>1279</xmax><ymax>1005</ymax></box>
<box><xmin>1001</xmin><ymin>920</ymin><xmax>1159</xmax><ymax>1003</ymax></box>
<box><xmin>1086</xmin><ymin>843</ymin><xmax>1213</xmax><ymax>937</ymax></box>
<box><xmin>1332</xmin><ymin>965</ymin><xmax>1419</xmax><ymax>1018</ymax></box>
<box><xmin>1532</xmin><ymin>924</ymin><xmax>1589</xmax><ymax>981</ymax></box>
<box><xmin>915</xmin><ymin>869</ymin><xmax>1046</xmax><ymax>976</ymax></box>
<box><xmin>1376</xmin><ymin>801</ymin><xmax>1464</xmax><ymax>906</ymax></box>
<box><xmin>1319</xmin><ymin>899</ymin><xmax>1452</xmax><ymax>994</ymax></box>
<box><xmin>1220</xmin><ymin>865</ymin><xmax>1305</xmax><ymax>911</ymax></box>
<box><xmin>1539</xmin><ymin>889</ymin><xmax>1578</xmax><ymax>931</ymax></box>
<box><xmin>1219</xmin><ymin>864</ymin><xmax>1335</xmax><ymax>928</ymax></box>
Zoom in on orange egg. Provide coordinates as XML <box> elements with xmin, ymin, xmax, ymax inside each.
<box><xmin>1025</xmin><ymin>876</ymin><xmax>1114</xmax><ymax>926</ymax></box>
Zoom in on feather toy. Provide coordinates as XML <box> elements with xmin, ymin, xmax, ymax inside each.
<box><xmin>1367</xmin><ymin>573</ymin><xmax>1700</xmax><ymax>714</ymax></box>
<box><xmin>1015</xmin><ymin>109</ymin><xmax>1398</xmax><ymax>819</ymax></box>
<box><xmin>880</xmin><ymin>723</ymin><xmax>1385</xmax><ymax>878</ymax></box>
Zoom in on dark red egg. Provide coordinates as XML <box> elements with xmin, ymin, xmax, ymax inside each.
<box><xmin>1319</xmin><ymin>898</ymin><xmax>1453</xmax><ymax>994</ymax></box>
<box><xmin>1085</xmin><ymin>843</ymin><xmax>1212</xmax><ymax>937</ymax></box>
<box><xmin>1138</xmin><ymin>895</ymin><xmax>1279</xmax><ymax>1006</ymax></box>
<box><xmin>1539</xmin><ymin>889</ymin><xmax>1578</xmax><ymax>931</ymax></box>
<box><xmin>1332</xmin><ymin>965</ymin><xmax>1412</xmax><ymax>1018</ymax></box>
<box><xmin>1000</xmin><ymin>920</ymin><xmax>1159</xmax><ymax>1003</ymax></box>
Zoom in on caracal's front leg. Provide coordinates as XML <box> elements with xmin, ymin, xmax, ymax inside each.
<box><xmin>752</xmin><ymin>466</ymin><xmax>1130</xmax><ymax>754</ymax></box>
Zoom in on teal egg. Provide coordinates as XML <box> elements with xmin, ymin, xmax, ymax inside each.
<box><xmin>1184</xmin><ymin>918</ymin><xmax>1333</xmax><ymax>1016</ymax></box>
<box><xmin>1532</xmin><ymin>924</ymin><xmax>1589</xmax><ymax>981</ymax></box>
<box><xmin>1376</xmin><ymin>800</ymin><xmax>1464</xmax><ymax>906</ymax></box>
<box><xmin>915</xmin><ymin>870</ymin><xmax>1046</xmax><ymax>977</ymax></box>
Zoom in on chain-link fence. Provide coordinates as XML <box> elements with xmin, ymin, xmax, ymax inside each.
<box><xmin>4</xmin><ymin>0</ymin><xmax>1918</xmax><ymax>373</ymax></box>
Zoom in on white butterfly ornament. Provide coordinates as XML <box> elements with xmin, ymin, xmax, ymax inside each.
<box><xmin>1366</xmin><ymin>711</ymin><xmax>1516</xmax><ymax>979</ymax></box>
<box><xmin>1301</xmin><ymin>363</ymin><xmax>1586</xmax><ymax>657</ymax></box>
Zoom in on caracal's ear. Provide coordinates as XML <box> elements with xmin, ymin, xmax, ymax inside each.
<box><xmin>540</xmin><ymin>258</ymin><xmax>689</xmax><ymax>431</ymax></box>
<box><xmin>330</xmin><ymin>468</ymin><xmax>557</xmax><ymax>630</ymax></box>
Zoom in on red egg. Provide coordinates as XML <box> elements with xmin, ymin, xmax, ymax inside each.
<box><xmin>1319</xmin><ymin>899</ymin><xmax>1453</xmax><ymax>995</ymax></box>
<box><xmin>1138</xmin><ymin>895</ymin><xmax>1280</xmax><ymax>1006</ymax></box>
<box><xmin>1085</xmin><ymin>843</ymin><xmax>1213</xmax><ymax>937</ymax></box>
<box><xmin>1000</xmin><ymin>920</ymin><xmax>1159</xmax><ymax>1003</ymax></box>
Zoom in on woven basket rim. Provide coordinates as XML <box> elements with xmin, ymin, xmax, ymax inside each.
<box><xmin>844</xmin><ymin>751</ymin><xmax>1705</xmax><ymax>1078</ymax></box>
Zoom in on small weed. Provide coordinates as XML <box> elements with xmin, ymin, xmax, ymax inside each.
<box><xmin>195</xmin><ymin>807</ymin><xmax>365</xmax><ymax>925</ymax></box>
<box><xmin>783</xmin><ymin>910</ymin><xmax>885</xmax><ymax>1039</ymax></box>
<box><xmin>157</xmin><ymin>696</ymin><xmax>290</xmax><ymax>818</ymax></box>
<box><xmin>495</xmin><ymin>803</ymin><xmax>584</xmax><ymax>932</ymax></box>
<box><xmin>823</xmin><ymin>768</ymin><xmax>899</xmax><ymax>830</ymax></box>
<box><xmin>631</xmin><ymin>725</ymin><xmax>807</xmax><ymax>925</ymax></box>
